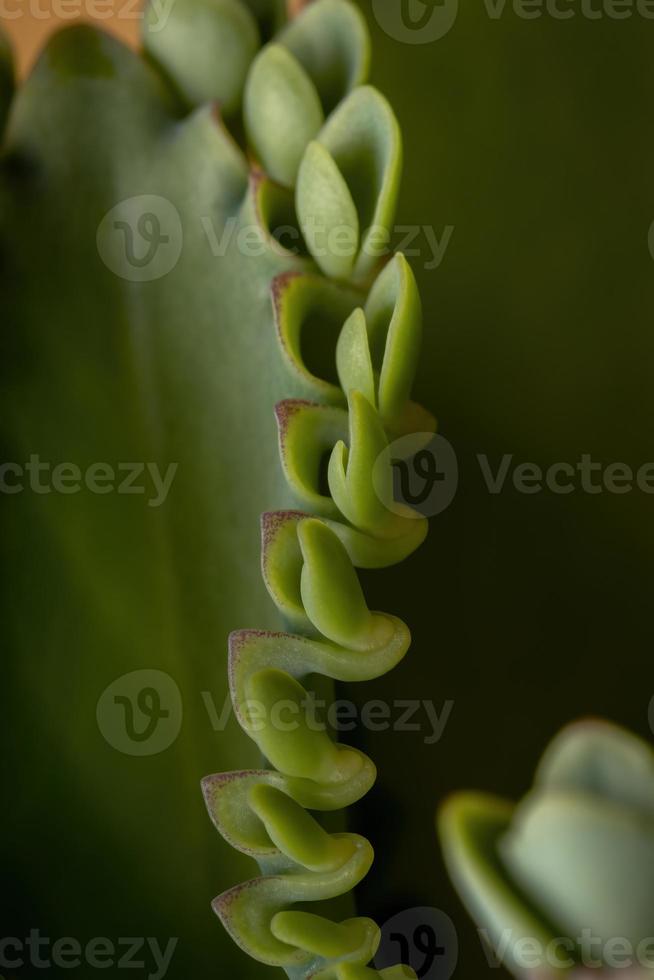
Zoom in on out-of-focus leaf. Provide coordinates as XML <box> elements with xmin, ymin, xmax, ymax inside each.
<box><xmin>143</xmin><ymin>0</ymin><xmax>260</xmax><ymax>112</ymax></box>
<box><xmin>0</xmin><ymin>21</ymin><xmax>314</xmax><ymax>979</ymax></box>
<box><xmin>245</xmin><ymin>44</ymin><xmax>324</xmax><ymax>186</ymax></box>
<box><xmin>278</xmin><ymin>0</ymin><xmax>369</xmax><ymax>113</ymax></box>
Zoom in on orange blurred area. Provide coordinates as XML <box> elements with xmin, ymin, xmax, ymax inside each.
<box><xmin>3</xmin><ymin>4</ymin><xmax>140</xmax><ymax>76</ymax></box>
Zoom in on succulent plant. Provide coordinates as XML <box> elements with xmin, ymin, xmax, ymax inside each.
<box><xmin>168</xmin><ymin>3</ymin><xmax>434</xmax><ymax>975</ymax></box>
<box><xmin>3</xmin><ymin>1</ymin><xmax>653</xmax><ymax>978</ymax></box>
<box><xmin>440</xmin><ymin>720</ymin><xmax>654</xmax><ymax>978</ymax></box>
<box><xmin>1</xmin><ymin>1</ymin><xmax>431</xmax><ymax>977</ymax></box>
<box><xmin>201</xmin><ymin>247</ymin><xmax>429</xmax><ymax>976</ymax></box>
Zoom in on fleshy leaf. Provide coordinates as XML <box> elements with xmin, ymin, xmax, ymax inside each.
<box><xmin>501</xmin><ymin>789</ymin><xmax>654</xmax><ymax>949</ymax></box>
<box><xmin>272</xmin><ymin>271</ymin><xmax>359</xmax><ymax>404</ymax></box>
<box><xmin>314</xmin><ymin>85</ymin><xmax>402</xmax><ymax>283</ymax></box>
<box><xmin>245</xmin><ymin>44</ymin><xmax>324</xmax><ymax>186</ymax></box>
<box><xmin>214</xmin><ymin>837</ymin><xmax>374</xmax><ymax>966</ymax></box>
<box><xmin>440</xmin><ymin>722</ymin><xmax>654</xmax><ymax>976</ymax></box>
<box><xmin>336</xmin><ymin>309</ymin><xmax>376</xmax><ymax>407</ymax></box>
<box><xmin>328</xmin><ymin>390</ymin><xmax>412</xmax><ymax>537</ymax></box>
<box><xmin>229</xmin><ymin>621</ymin><xmax>410</xmax><ymax>711</ymax></box>
<box><xmin>2</xmin><ymin>8</ymin><xmax>427</xmax><ymax>980</ymax></box>
<box><xmin>500</xmin><ymin>721</ymin><xmax>654</xmax><ymax>951</ymax></box>
<box><xmin>296</xmin><ymin>139</ymin><xmax>360</xmax><ymax>280</ymax></box>
<box><xmin>438</xmin><ymin>794</ymin><xmax>557</xmax><ymax>979</ymax></box>
<box><xmin>278</xmin><ymin>0</ymin><xmax>370</xmax><ymax>113</ymax></box>
<box><xmin>244</xmin><ymin>667</ymin><xmax>361</xmax><ymax>782</ymax></box>
<box><xmin>249</xmin><ymin>783</ymin><xmax>356</xmax><ymax>871</ymax></box>
<box><xmin>142</xmin><ymin>0</ymin><xmax>260</xmax><ymax>113</ymax></box>
<box><xmin>204</xmin><ymin>756</ymin><xmax>377</xmax><ymax>838</ymax></box>
<box><xmin>262</xmin><ymin>510</ymin><xmax>427</xmax><ymax>593</ymax></box>
<box><xmin>272</xmin><ymin>912</ymin><xmax>379</xmax><ymax>963</ymax></box>
<box><xmin>364</xmin><ymin>253</ymin><xmax>423</xmax><ymax>431</ymax></box>
<box><xmin>0</xmin><ymin>20</ymin><xmax>304</xmax><ymax>979</ymax></box>
<box><xmin>298</xmin><ymin>517</ymin><xmax>381</xmax><ymax>650</ymax></box>
<box><xmin>275</xmin><ymin>399</ymin><xmax>348</xmax><ymax>518</ymax></box>
<box><xmin>536</xmin><ymin>718</ymin><xmax>654</xmax><ymax>814</ymax></box>
<box><xmin>261</xmin><ymin>511</ymin><xmax>311</xmax><ymax>632</ymax></box>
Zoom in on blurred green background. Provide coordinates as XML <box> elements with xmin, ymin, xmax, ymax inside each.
<box><xmin>2</xmin><ymin>1</ymin><xmax>653</xmax><ymax>977</ymax></box>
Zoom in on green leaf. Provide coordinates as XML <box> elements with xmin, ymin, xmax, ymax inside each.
<box><xmin>536</xmin><ymin>719</ymin><xmax>654</xmax><ymax>814</ymax></box>
<box><xmin>245</xmin><ymin>667</ymin><xmax>349</xmax><ymax>781</ymax></box>
<box><xmin>245</xmin><ymin>44</ymin><xmax>324</xmax><ymax>186</ymax></box>
<box><xmin>249</xmin><ymin>783</ymin><xmax>356</xmax><ymax>872</ymax></box>
<box><xmin>0</xmin><ymin>9</ymin><xmax>426</xmax><ymax>979</ymax></box>
<box><xmin>364</xmin><ymin>253</ymin><xmax>422</xmax><ymax>432</ymax></box>
<box><xmin>142</xmin><ymin>0</ymin><xmax>260</xmax><ymax>113</ymax></box>
<box><xmin>296</xmin><ymin>85</ymin><xmax>402</xmax><ymax>286</ymax></box>
<box><xmin>214</xmin><ymin>833</ymin><xmax>374</xmax><ymax>968</ymax></box>
<box><xmin>275</xmin><ymin>400</ymin><xmax>347</xmax><ymax>518</ymax></box>
<box><xmin>272</xmin><ymin>271</ymin><xmax>360</xmax><ymax>405</ymax></box>
<box><xmin>328</xmin><ymin>390</ymin><xmax>409</xmax><ymax>537</ymax></box>
<box><xmin>438</xmin><ymin>794</ymin><xmax>558</xmax><ymax>978</ymax></box>
<box><xmin>298</xmin><ymin>517</ymin><xmax>377</xmax><ymax>649</ymax></box>
<box><xmin>501</xmin><ymin>790</ymin><xmax>654</xmax><ymax>949</ymax></box>
<box><xmin>440</xmin><ymin>722</ymin><xmax>654</xmax><ymax>975</ymax></box>
<box><xmin>315</xmin><ymin>85</ymin><xmax>402</xmax><ymax>284</ymax></box>
<box><xmin>10</xmin><ymin>3</ymin><xmax>652</xmax><ymax>978</ymax></box>
<box><xmin>500</xmin><ymin>721</ymin><xmax>654</xmax><ymax>951</ymax></box>
<box><xmin>272</xmin><ymin>913</ymin><xmax>379</xmax><ymax>963</ymax></box>
<box><xmin>0</xmin><ymin>20</ymin><xmax>308</xmax><ymax>978</ymax></box>
<box><xmin>336</xmin><ymin>308</ymin><xmax>376</xmax><ymax>407</ymax></box>
<box><xmin>296</xmin><ymin>139</ymin><xmax>360</xmax><ymax>281</ymax></box>
<box><xmin>278</xmin><ymin>0</ymin><xmax>370</xmax><ymax>113</ymax></box>
<box><xmin>203</xmin><ymin>754</ymin><xmax>376</xmax><ymax>846</ymax></box>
